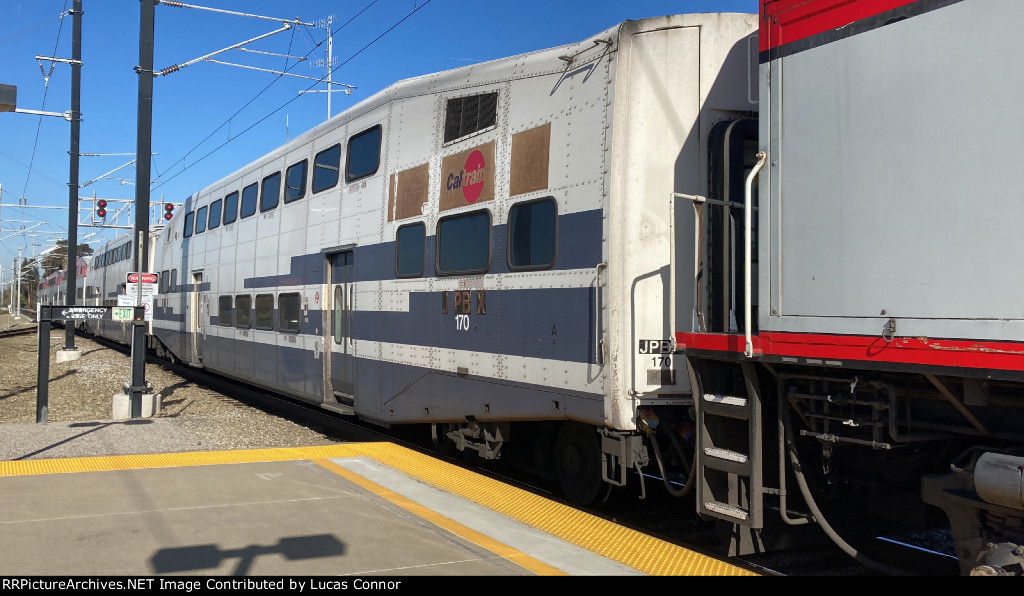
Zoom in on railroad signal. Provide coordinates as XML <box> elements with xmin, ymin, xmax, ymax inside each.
<box><xmin>164</xmin><ymin>203</ymin><xmax>174</xmax><ymax>221</ymax></box>
<box><xmin>96</xmin><ymin>199</ymin><xmax>107</xmax><ymax>219</ymax></box>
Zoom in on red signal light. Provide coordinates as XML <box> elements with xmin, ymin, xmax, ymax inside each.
<box><xmin>164</xmin><ymin>203</ymin><xmax>174</xmax><ymax>221</ymax></box>
<box><xmin>96</xmin><ymin>199</ymin><xmax>107</xmax><ymax>218</ymax></box>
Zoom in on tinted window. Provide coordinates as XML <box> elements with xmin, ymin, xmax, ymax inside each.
<box><xmin>184</xmin><ymin>211</ymin><xmax>195</xmax><ymax>238</ymax></box>
<box><xmin>285</xmin><ymin>160</ymin><xmax>307</xmax><ymax>203</ymax></box>
<box><xmin>333</xmin><ymin>286</ymin><xmax>343</xmax><ymax>345</ymax></box>
<box><xmin>218</xmin><ymin>295</ymin><xmax>232</xmax><ymax>327</ymax></box>
<box><xmin>508</xmin><ymin>198</ymin><xmax>557</xmax><ymax>269</ymax></box>
<box><xmin>235</xmin><ymin>294</ymin><xmax>252</xmax><ymax>328</ymax></box>
<box><xmin>240</xmin><ymin>183</ymin><xmax>258</xmax><ymax>218</ymax></box>
<box><xmin>209</xmin><ymin>199</ymin><xmax>222</xmax><ymax>229</ymax></box>
<box><xmin>437</xmin><ymin>211</ymin><xmax>490</xmax><ymax>275</ymax></box>
<box><xmin>396</xmin><ymin>222</ymin><xmax>425</xmax><ymax>278</ymax></box>
<box><xmin>255</xmin><ymin>294</ymin><xmax>274</xmax><ymax>330</ymax></box>
<box><xmin>261</xmin><ymin>172</ymin><xmax>280</xmax><ymax>212</ymax></box>
<box><xmin>195</xmin><ymin>206</ymin><xmax>208</xmax><ymax>233</ymax></box>
<box><xmin>346</xmin><ymin>125</ymin><xmax>381</xmax><ymax>182</ymax></box>
<box><xmin>313</xmin><ymin>144</ymin><xmax>340</xmax><ymax>193</ymax></box>
<box><xmin>279</xmin><ymin>293</ymin><xmax>301</xmax><ymax>333</ymax></box>
<box><xmin>223</xmin><ymin>191</ymin><xmax>239</xmax><ymax>224</ymax></box>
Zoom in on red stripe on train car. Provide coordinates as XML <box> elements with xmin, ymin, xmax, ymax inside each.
<box><xmin>676</xmin><ymin>330</ymin><xmax>1024</xmax><ymax>371</ymax></box>
<box><xmin>760</xmin><ymin>0</ymin><xmax>923</xmax><ymax>53</ymax></box>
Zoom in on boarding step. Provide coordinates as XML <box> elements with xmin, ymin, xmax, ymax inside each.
<box><xmin>691</xmin><ymin>360</ymin><xmax>764</xmax><ymax>530</ymax></box>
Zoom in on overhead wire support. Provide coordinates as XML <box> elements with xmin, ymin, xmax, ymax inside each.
<box><xmin>158</xmin><ymin>2</ymin><xmax>314</xmax><ymax>27</ymax></box>
<box><xmin>202</xmin><ymin>59</ymin><xmax>355</xmax><ymax>93</ymax></box>
<box><xmin>156</xmin><ymin>25</ymin><xmax>295</xmax><ymax>77</ymax></box>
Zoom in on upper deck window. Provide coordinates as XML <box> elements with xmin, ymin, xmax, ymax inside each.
<box><xmin>209</xmin><ymin>199</ymin><xmax>222</xmax><ymax>230</ymax></box>
<box><xmin>285</xmin><ymin>159</ymin><xmax>307</xmax><ymax>203</ymax></box>
<box><xmin>261</xmin><ymin>172</ymin><xmax>281</xmax><ymax>212</ymax></box>
<box><xmin>346</xmin><ymin>125</ymin><xmax>381</xmax><ymax>182</ymax></box>
<box><xmin>240</xmin><ymin>182</ymin><xmax>258</xmax><ymax>219</ymax></box>
<box><xmin>223</xmin><ymin>191</ymin><xmax>239</xmax><ymax>224</ymax></box>
<box><xmin>195</xmin><ymin>205</ymin><xmax>208</xmax><ymax>234</ymax></box>
<box><xmin>444</xmin><ymin>92</ymin><xmax>498</xmax><ymax>143</ymax></box>
<box><xmin>313</xmin><ymin>144</ymin><xmax>341</xmax><ymax>193</ymax></box>
<box><xmin>184</xmin><ymin>211</ymin><xmax>195</xmax><ymax>238</ymax></box>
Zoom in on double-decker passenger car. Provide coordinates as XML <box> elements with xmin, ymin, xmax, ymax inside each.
<box><xmin>150</xmin><ymin>12</ymin><xmax>759</xmax><ymax>506</ymax></box>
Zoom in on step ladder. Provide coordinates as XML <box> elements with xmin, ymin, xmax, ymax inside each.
<box><xmin>690</xmin><ymin>359</ymin><xmax>764</xmax><ymax>549</ymax></box>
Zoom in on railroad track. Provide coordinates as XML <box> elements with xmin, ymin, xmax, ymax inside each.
<box><xmin>0</xmin><ymin>325</ymin><xmax>38</xmax><ymax>340</ymax></box>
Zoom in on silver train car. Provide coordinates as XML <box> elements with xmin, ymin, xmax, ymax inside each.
<box><xmin>81</xmin><ymin>231</ymin><xmax>157</xmax><ymax>343</ymax></box>
<box><xmin>149</xmin><ymin>12</ymin><xmax>759</xmax><ymax>505</ymax></box>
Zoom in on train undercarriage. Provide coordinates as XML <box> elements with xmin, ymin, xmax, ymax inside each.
<box><xmin>431</xmin><ymin>360</ymin><xmax>1024</xmax><ymax>575</ymax></box>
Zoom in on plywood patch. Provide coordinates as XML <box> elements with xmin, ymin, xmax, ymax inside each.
<box><xmin>510</xmin><ymin>123</ymin><xmax>550</xmax><ymax>197</ymax></box>
<box><xmin>439</xmin><ymin>141</ymin><xmax>495</xmax><ymax>211</ymax></box>
<box><xmin>388</xmin><ymin>163</ymin><xmax>430</xmax><ymax>221</ymax></box>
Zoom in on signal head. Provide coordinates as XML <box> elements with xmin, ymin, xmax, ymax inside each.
<box><xmin>164</xmin><ymin>203</ymin><xmax>174</xmax><ymax>220</ymax></box>
<box><xmin>96</xmin><ymin>199</ymin><xmax>107</xmax><ymax>218</ymax></box>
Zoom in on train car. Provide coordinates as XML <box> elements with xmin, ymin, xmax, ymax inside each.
<box><xmin>150</xmin><ymin>12</ymin><xmax>759</xmax><ymax>506</ymax></box>
<box><xmin>83</xmin><ymin>231</ymin><xmax>157</xmax><ymax>342</ymax></box>
<box><xmin>675</xmin><ymin>0</ymin><xmax>1024</xmax><ymax>576</ymax></box>
<box><xmin>36</xmin><ymin>257</ymin><xmax>89</xmax><ymax>311</ymax></box>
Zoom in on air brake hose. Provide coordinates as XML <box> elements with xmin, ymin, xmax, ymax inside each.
<box><xmin>646</xmin><ymin>430</ymin><xmax>695</xmax><ymax>498</ymax></box>
<box><xmin>781</xmin><ymin>398</ymin><xmax>911</xmax><ymax>575</ymax></box>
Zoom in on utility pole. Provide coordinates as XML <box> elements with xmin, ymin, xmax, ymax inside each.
<box><xmin>16</xmin><ymin>248</ymin><xmax>22</xmax><ymax>318</ymax></box>
<box><xmin>129</xmin><ymin>0</ymin><xmax>155</xmax><ymax>418</ymax></box>
<box><xmin>60</xmin><ymin>0</ymin><xmax>83</xmax><ymax>360</ymax></box>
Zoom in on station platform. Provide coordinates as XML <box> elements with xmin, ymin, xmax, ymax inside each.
<box><xmin>0</xmin><ymin>421</ymin><xmax>762</xmax><ymax>577</ymax></box>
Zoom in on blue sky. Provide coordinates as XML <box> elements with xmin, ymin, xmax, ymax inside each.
<box><xmin>0</xmin><ymin>0</ymin><xmax>756</xmax><ymax>274</ymax></box>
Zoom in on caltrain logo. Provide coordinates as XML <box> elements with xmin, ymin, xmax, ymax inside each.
<box><xmin>446</xmin><ymin>150</ymin><xmax>487</xmax><ymax>203</ymax></box>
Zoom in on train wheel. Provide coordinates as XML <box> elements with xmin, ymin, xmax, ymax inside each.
<box><xmin>555</xmin><ymin>422</ymin><xmax>612</xmax><ymax>506</ymax></box>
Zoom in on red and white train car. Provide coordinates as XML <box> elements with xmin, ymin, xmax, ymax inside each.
<box><xmin>675</xmin><ymin>0</ymin><xmax>1024</xmax><ymax>576</ymax></box>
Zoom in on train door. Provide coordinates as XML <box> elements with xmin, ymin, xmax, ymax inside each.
<box><xmin>190</xmin><ymin>271</ymin><xmax>204</xmax><ymax>364</ymax></box>
<box><xmin>324</xmin><ymin>251</ymin><xmax>355</xmax><ymax>413</ymax></box>
<box><xmin>705</xmin><ymin>117</ymin><xmax>759</xmax><ymax>334</ymax></box>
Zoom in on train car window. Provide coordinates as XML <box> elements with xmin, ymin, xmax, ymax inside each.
<box><xmin>235</xmin><ymin>294</ymin><xmax>252</xmax><ymax>328</ymax></box>
<box><xmin>159</xmin><ymin>271</ymin><xmax>168</xmax><ymax>293</ymax></box>
<box><xmin>508</xmin><ymin>198</ymin><xmax>557</xmax><ymax>270</ymax></box>
<box><xmin>255</xmin><ymin>293</ymin><xmax>274</xmax><ymax>330</ymax></box>
<box><xmin>285</xmin><ymin>160</ymin><xmax>307</xmax><ymax>203</ymax></box>
<box><xmin>240</xmin><ymin>183</ymin><xmax>258</xmax><ymax>219</ymax></box>
<box><xmin>261</xmin><ymin>172</ymin><xmax>281</xmax><ymax>212</ymax></box>
<box><xmin>279</xmin><ymin>293</ymin><xmax>301</xmax><ymax>333</ymax></box>
<box><xmin>436</xmin><ymin>210</ymin><xmax>491</xmax><ymax>275</ymax></box>
<box><xmin>209</xmin><ymin>199</ymin><xmax>222</xmax><ymax>230</ymax></box>
<box><xmin>395</xmin><ymin>222</ymin><xmax>425</xmax><ymax>278</ymax></box>
<box><xmin>313</xmin><ymin>144</ymin><xmax>340</xmax><ymax>193</ymax></box>
<box><xmin>184</xmin><ymin>211</ymin><xmax>195</xmax><ymax>238</ymax></box>
<box><xmin>170</xmin><ymin>269</ymin><xmax>177</xmax><ymax>293</ymax></box>
<box><xmin>218</xmin><ymin>296</ymin><xmax>233</xmax><ymax>327</ymax></box>
<box><xmin>346</xmin><ymin>125</ymin><xmax>382</xmax><ymax>182</ymax></box>
<box><xmin>444</xmin><ymin>92</ymin><xmax>498</xmax><ymax>144</ymax></box>
<box><xmin>223</xmin><ymin>191</ymin><xmax>239</xmax><ymax>224</ymax></box>
<box><xmin>195</xmin><ymin>206</ymin><xmax>208</xmax><ymax>234</ymax></box>
<box><xmin>333</xmin><ymin>286</ymin><xmax>343</xmax><ymax>345</ymax></box>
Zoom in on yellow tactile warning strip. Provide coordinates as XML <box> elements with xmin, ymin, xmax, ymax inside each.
<box><xmin>312</xmin><ymin>457</ymin><xmax>567</xmax><ymax>576</ymax></box>
<box><xmin>0</xmin><ymin>443</ymin><xmax>760</xmax><ymax>576</ymax></box>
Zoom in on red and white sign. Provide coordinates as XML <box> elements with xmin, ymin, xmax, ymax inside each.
<box><xmin>126</xmin><ymin>272</ymin><xmax>158</xmax><ymax>285</ymax></box>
